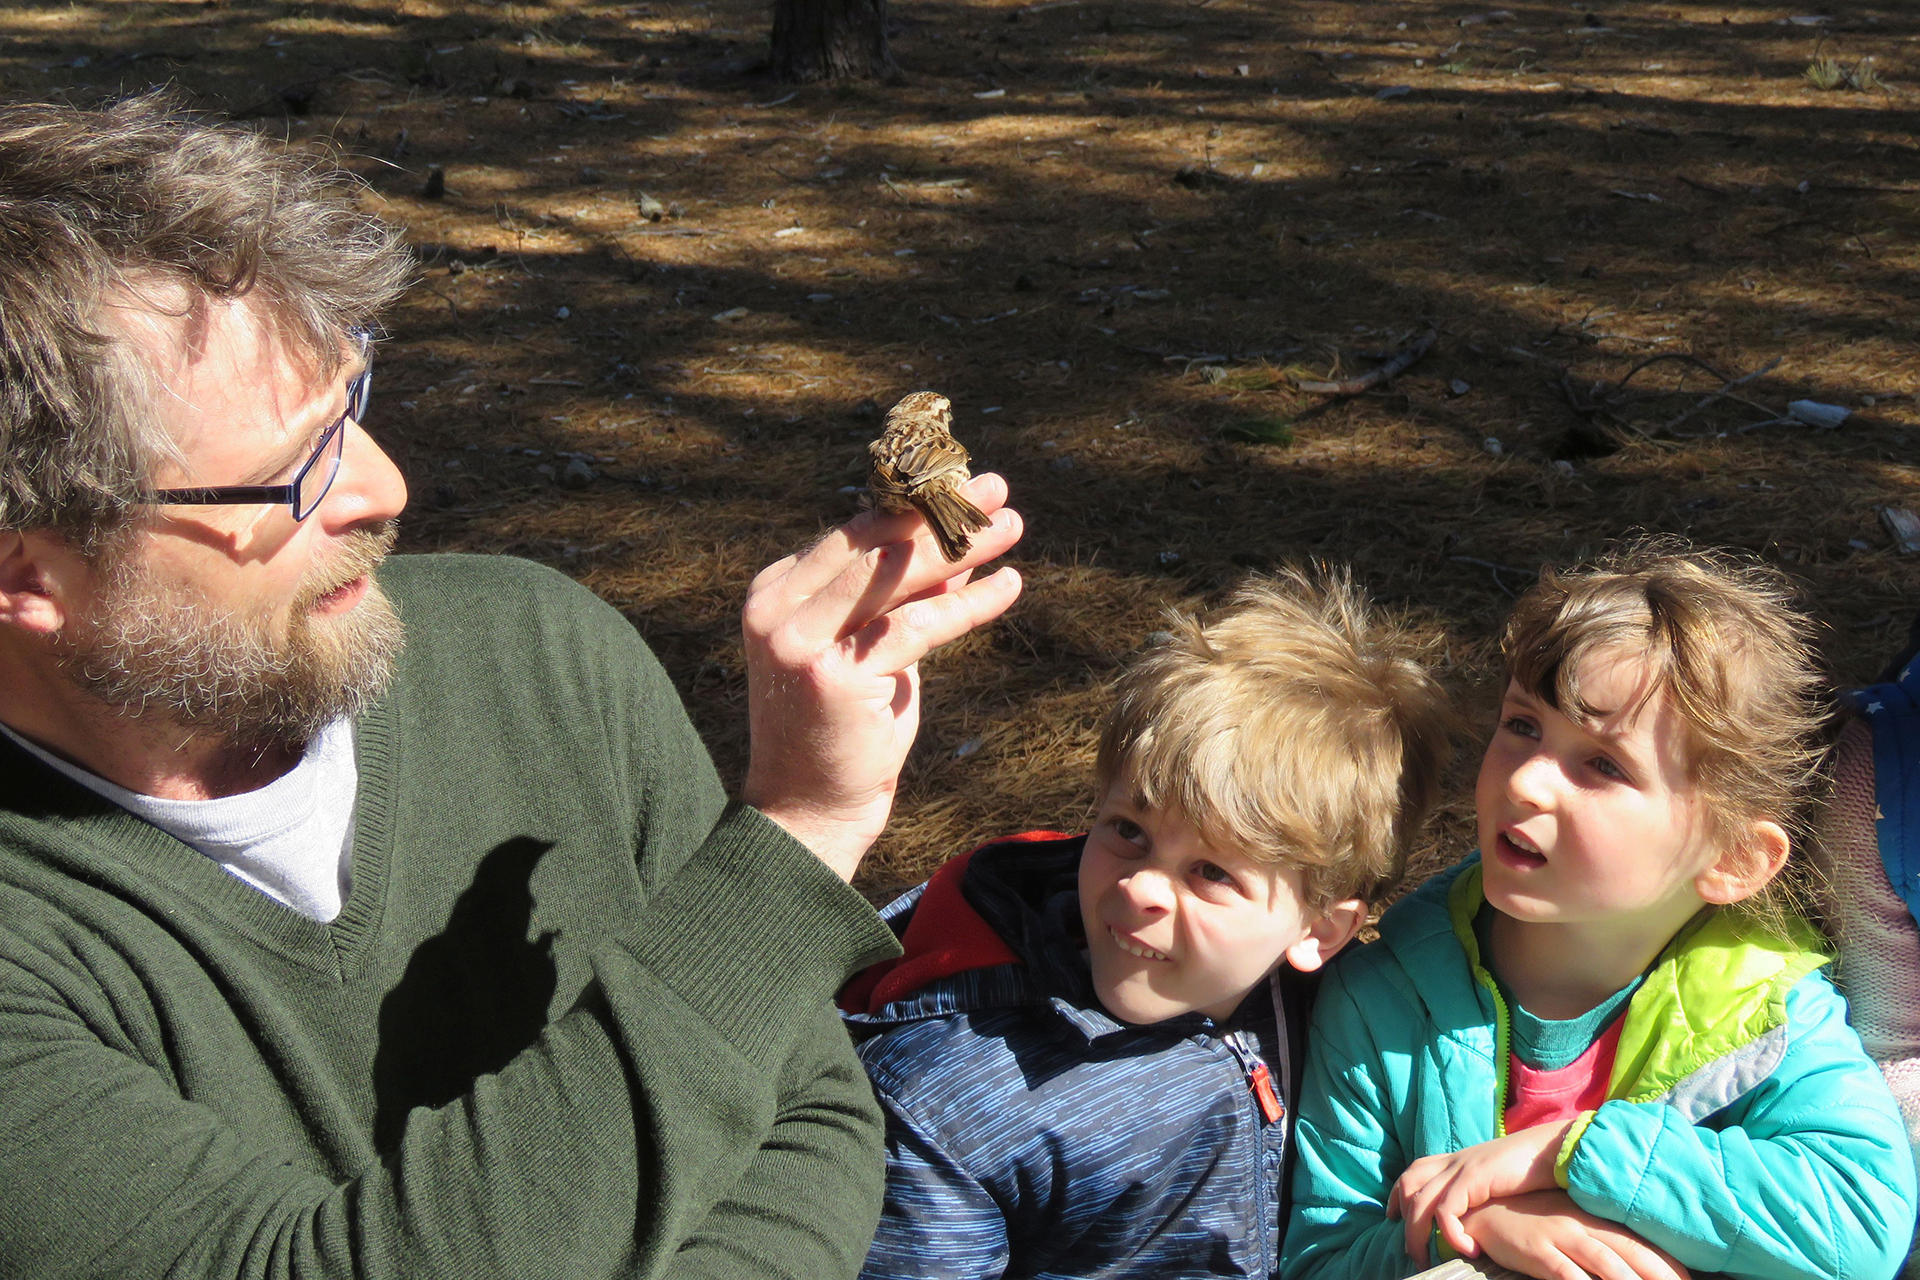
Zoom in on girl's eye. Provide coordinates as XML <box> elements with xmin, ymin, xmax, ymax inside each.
<box><xmin>1589</xmin><ymin>756</ymin><xmax>1628</xmax><ymax>781</ymax></box>
<box><xmin>1500</xmin><ymin>715</ymin><xmax>1540</xmax><ymax>740</ymax></box>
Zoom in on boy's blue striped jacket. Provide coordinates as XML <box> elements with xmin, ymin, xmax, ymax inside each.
<box><xmin>840</xmin><ymin>832</ymin><xmax>1314</xmax><ymax>1280</ymax></box>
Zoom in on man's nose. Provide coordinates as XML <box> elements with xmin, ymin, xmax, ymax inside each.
<box><xmin>317</xmin><ymin>419</ymin><xmax>408</xmax><ymax>532</ymax></box>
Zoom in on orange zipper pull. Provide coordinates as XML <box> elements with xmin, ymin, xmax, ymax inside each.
<box><xmin>1248</xmin><ymin>1061</ymin><xmax>1283</xmax><ymax>1123</ymax></box>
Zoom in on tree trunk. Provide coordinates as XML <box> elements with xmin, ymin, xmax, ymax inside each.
<box><xmin>769</xmin><ymin>0</ymin><xmax>899</xmax><ymax>83</ymax></box>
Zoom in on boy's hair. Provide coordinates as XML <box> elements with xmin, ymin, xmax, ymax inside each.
<box><xmin>1501</xmin><ymin>537</ymin><xmax>1827</xmax><ymax>911</ymax></box>
<box><xmin>1095</xmin><ymin>568</ymin><xmax>1454</xmax><ymax>908</ymax></box>
<box><xmin>0</xmin><ymin>94</ymin><xmax>411</xmax><ymax>551</ymax></box>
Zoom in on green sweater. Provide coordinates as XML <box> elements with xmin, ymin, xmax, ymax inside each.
<box><xmin>0</xmin><ymin>554</ymin><xmax>902</xmax><ymax>1280</ymax></box>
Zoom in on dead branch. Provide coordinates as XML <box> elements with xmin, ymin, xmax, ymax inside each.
<box><xmin>1295</xmin><ymin>329</ymin><xmax>1436</xmax><ymax>395</ymax></box>
<box><xmin>1658</xmin><ymin>357</ymin><xmax>1783</xmax><ymax>434</ymax></box>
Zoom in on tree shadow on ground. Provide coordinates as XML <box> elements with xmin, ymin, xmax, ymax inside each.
<box><xmin>5</xmin><ymin>0</ymin><xmax>1918</xmax><ymax>891</ymax></box>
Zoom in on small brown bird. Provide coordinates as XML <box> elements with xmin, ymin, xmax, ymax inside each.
<box><xmin>868</xmin><ymin>391</ymin><xmax>991</xmax><ymax>562</ymax></box>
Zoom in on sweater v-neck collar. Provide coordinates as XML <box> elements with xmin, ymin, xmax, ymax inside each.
<box><xmin>0</xmin><ymin>695</ymin><xmax>398</xmax><ymax>981</ymax></box>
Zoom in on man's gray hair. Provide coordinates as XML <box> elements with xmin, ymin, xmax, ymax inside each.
<box><xmin>0</xmin><ymin>94</ymin><xmax>413</xmax><ymax>550</ymax></box>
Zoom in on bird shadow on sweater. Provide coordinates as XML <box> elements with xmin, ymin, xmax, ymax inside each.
<box><xmin>372</xmin><ymin>836</ymin><xmax>557</xmax><ymax>1152</ymax></box>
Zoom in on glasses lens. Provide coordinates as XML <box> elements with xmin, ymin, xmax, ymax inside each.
<box><xmin>292</xmin><ymin>421</ymin><xmax>346</xmax><ymax>521</ymax></box>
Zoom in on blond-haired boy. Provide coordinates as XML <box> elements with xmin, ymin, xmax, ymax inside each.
<box><xmin>840</xmin><ymin>569</ymin><xmax>1453</xmax><ymax>1280</ymax></box>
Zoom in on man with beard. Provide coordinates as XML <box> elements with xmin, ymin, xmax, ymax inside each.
<box><xmin>0</xmin><ymin>97</ymin><xmax>1024</xmax><ymax>1279</ymax></box>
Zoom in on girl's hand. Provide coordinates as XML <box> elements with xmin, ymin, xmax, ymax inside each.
<box><xmin>1387</xmin><ymin>1121</ymin><xmax>1574</xmax><ymax>1265</ymax></box>
<box><xmin>1456</xmin><ymin>1191</ymin><xmax>1690</xmax><ymax>1280</ymax></box>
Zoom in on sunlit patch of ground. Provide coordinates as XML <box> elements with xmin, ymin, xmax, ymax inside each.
<box><xmin>6</xmin><ymin>0</ymin><xmax>1918</xmax><ymax>899</ymax></box>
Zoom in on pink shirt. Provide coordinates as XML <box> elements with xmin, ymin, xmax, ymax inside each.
<box><xmin>1505</xmin><ymin>1012</ymin><xmax>1625</xmax><ymax>1131</ymax></box>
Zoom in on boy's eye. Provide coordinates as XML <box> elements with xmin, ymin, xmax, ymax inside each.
<box><xmin>1589</xmin><ymin>755</ymin><xmax>1628</xmax><ymax>781</ymax></box>
<box><xmin>1109</xmin><ymin>816</ymin><xmax>1146</xmax><ymax>846</ymax></box>
<box><xmin>1195</xmin><ymin>862</ymin><xmax>1235</xmax><ymax>887</ymax></box>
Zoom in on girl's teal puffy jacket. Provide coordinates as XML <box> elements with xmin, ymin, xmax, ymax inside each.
<box><xmin>1281</xmin><ymin>858</ymin><xmax>1918</xmax><ymax>1280</ymax></box>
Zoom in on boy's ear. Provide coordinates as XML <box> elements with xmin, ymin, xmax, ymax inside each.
<box><xmin>1284</xmin><ymin>898</ymin><xmax>1368</xmax><ymax>973</ymax></box>
<box><xmin>1695</xmin><ymin>820</ymin><xmax>1791</xmax><ymax>906</ymax></box>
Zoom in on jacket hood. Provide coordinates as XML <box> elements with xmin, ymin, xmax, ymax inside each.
<box><xmin>1377</xmin><ymin>854</ymin><xmax>1832</xmax><ymax>1119</ymax></box>
<box><xmin>839</xmin><ymin>832</ymin><xmax>1094</xmax><ymax>1024</ymax></box>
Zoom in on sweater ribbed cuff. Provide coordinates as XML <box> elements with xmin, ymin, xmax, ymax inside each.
<box><xmin>620</xmin><ymin>803</ymin><xmax>901</xmax><ymax>1067</ymax></box>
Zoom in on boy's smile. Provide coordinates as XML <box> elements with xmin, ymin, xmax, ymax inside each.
<box><xmin>1078</xmin><ymin>784</ymin><xmax>1360</xmax><ymax>1025</ymax></box>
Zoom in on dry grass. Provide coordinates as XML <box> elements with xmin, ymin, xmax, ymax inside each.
<box><xmin>8</xmin><ymin>0</ymin><xmax>1920</xmax><ymax>900</ymax></box>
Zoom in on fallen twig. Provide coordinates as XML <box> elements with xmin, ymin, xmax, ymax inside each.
<box><xmin>1450</xmin><ymin>556</ymin><xmax>1534</xmax><ymax>597</ymax></box>
<box><xmin>1659</xmin><ymin>357</ymin><xmax>1782</xmax><ymax>434</ymax></box>
<box><xmin>1295</xmin><ymin>330</ymin><xmax>1435</xmax><ymax>395</ymax></box>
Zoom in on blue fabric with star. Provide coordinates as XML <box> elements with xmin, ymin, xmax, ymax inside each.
<box><xmin>1852</xmin><ymin>658</ymin><xmax>1920</xmax><ymax>924</ymax></box>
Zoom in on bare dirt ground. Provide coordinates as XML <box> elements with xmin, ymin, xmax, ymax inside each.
<box><xmin>6</xmin><ymin>0</ymin><xmax>1919</xmax><ymax>899</ymax></box>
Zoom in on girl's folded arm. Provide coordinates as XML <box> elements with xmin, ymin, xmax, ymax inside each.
<box><xmin>1561</xmin><ymin>978</ymin><xmax>1918</xmax><ymax>1280</ymax></box>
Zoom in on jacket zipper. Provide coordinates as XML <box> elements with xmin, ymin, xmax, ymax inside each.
<box><xmin>1471</xmin><ymin>966</ymin><xmax>1513</xmax><ymax>1138</ymax></box>
<box><xmin>1223</xmin><ymin>1027</ymin><xmax>1283</xmax><ymax>1278</ymax></box>
<box><xmin>1224</xmin><ymin>1030</ymin><xmax>1283</xmax><ymax>1124</ymax></box>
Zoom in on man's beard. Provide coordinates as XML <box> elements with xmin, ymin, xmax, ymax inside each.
<box><xmin>57</xmin><ymin>522</ymin><xmax>405</xmax><ymax>753</ymax></box>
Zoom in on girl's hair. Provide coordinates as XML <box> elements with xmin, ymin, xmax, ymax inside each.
<box><xmin>1501</xmin><ymin>537</ymin><xmax>1828</xmax><ymax>926</ymax></box>
<box><xmin>1095</xmin><ymin>567</ymin><xmax>1456</xmax><ymax>908</ymax></box>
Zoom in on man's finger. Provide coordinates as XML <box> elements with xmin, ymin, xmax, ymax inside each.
<box><xmin>768</xmin><ymin>473</ymin><xmax>1011</xmax><ymax>607</ymax></box>
<box><xmin>792</xmin><ymin>504</ymin><xmax>1022</xmax><ymax>645</ymax></box>
<box><xmin>843</xmin><ymin>565</ymin><xmax>1024</xmax><ymax>674</ymax></box>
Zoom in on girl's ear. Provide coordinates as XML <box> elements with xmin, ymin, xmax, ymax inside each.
<box><xmin>1696</xmin><ymin>820</ymin><xmax>1791</xmax><ymax>906</ymax></box>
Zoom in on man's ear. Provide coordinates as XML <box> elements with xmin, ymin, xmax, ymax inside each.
<box><xmin>1284</xmin><ymin>898</ymin><xmax>1369</xmax><ymax>973</ymax></box>
<box><xmin>0</xmin><ymin>529</ymin><xmax>83</xmax><ymax>636</ymax></box>
<box><xmin>1696</xmin><ymin>820</ymin><xmax>1791</xmax><ymax>906</ymax></box>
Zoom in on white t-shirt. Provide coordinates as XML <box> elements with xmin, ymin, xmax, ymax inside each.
<box><xmin>0</xmin><ymin>719</ymin><xmax>358</xmax><ymax>923</ymax></box>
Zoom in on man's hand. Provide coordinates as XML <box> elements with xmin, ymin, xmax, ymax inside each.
<box><xmin>740</xmin><ymin>473</ymin><xmax>1023</xmax><ymax>880</ymax></box>
<box><xmin>1453</xmin><ymin>1191</ymin><xmax>1690</xmax><ymax>1280</ymax></box>
<box><xmin>1388</xmin><ymin>1121</ymin><xmax>1572</xmax><ymax>1264</ymax></box>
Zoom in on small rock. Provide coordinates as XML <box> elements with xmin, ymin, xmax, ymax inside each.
<box><xmin>1787</xmin><ymin>400</ymin><xmax>1851</xmax><ymax>429</ymax></box>
<box><xmin>1483</xmin><ymin>437</ymin><xmax>1504</xmax><ymax>456</ymax></box>
<box><xmin>1850</xmin><ymin>539</ymin><xmax>1873</xmax><ymax>552</ymax></box>
<box><xmin>1376</xmin><ymin>85</ymin><xmax>1413</xmax><ymax>99</ymax></box>
<box><xmin>953</xmin><ymin>736</ymin><xmax>983</xmax><ymax>759</ymax></box>
<box><xmin>561</xmin><ymin>457</ymin><xmax>596</xmax><ymax>488</ymax></box>
<box><xmin>1449</xmin><ymin>378</ymin><xmax>1473</xmax><ymax>397</ymax></box>
<box><xmin>1200</xmin><ymin>366</ymin><xmax>1230</xmax><ymax>384</ymax></box>
<box><xmin>422</xmin><ymin>165</ymin><xmax>446</xmax><ymax>199</ymax></box>
<box><xmin>534</xmin><ymin>463</ymin><xmax>557</xmax><ymax>479</ymax></box>
<box><xmin>1882</xmin><ymin>507</ymin><xmax>1920</xmax><ymax>554</ymax></box>
<box><xmin>1552</xmin><ymin>459</ymin><xmax>1577</xmax><ymax>478</ymax></box>
<box><xmin>711</xmin><ymin>306</ymin><xmax>749</xmax><ymax>322</ymax></box>
<box><xmin>806</xmin><ymin>292</ymin><xmax>834</xmax><ymax>302</ymax></box>
<box><xmin>555</xmin><ymin>306</ymin><xmax>571</xmax><ymax>319</ymax></box>
<box><xmin>636</xmin><ymin>193</ymin><xmax>667</xmax><ymax>221</ymax></box>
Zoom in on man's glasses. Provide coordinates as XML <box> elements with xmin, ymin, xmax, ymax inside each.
<box><xmin>143</xmin><ymin>330</ymin><xmax>373</xmax><ymax>522</ymax></box>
